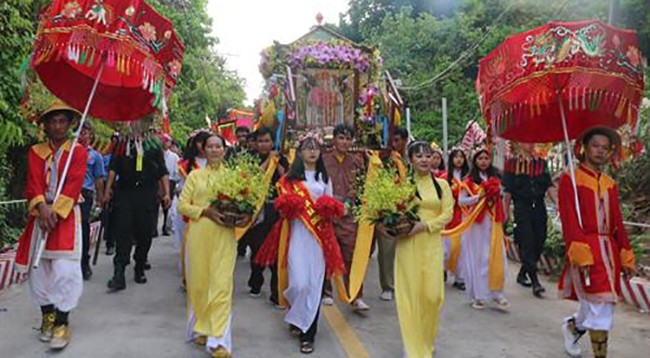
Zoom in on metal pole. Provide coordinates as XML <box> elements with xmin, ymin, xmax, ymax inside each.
<box><xmin>406</xmin><ymin>107</ymin><xmax>412</xmax><ymax>141</ymax></box>
<box><xmin>608</xmin><ymin>0</ymin><xmax>620</xmax><ymax>25</ymax></box>
<box><xmin>559</xmin><ymin>97</ymin><xmax>583</xmax><ymax>229</ymax></box>
<box><xmin>442</xmin><ymin>97</ymin><xmax>448</xmax><ymax>159</ymax></box>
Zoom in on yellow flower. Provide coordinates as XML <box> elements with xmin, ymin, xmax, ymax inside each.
<box><xmin>210</xmin><ymin>153</ymin><xmax>266</xmax><ymax>213</ymax></box>
<box><xmin>357</xmin><ymin>167</ymin><xmax>417</xmax><ymax>223</ymax></box>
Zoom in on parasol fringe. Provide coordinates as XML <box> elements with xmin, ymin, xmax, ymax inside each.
<box><xmin>87</xmin><ymin>49</ymin><xmax>95</xmax><ymax>67</ymax></box>
<box><xmin>37</xmin><ymin>30</ymin><xmax>179</xmax><ymax>89</ymax></box>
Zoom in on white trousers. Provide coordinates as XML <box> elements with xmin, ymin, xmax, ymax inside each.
<box><xmin>573</xmin><ymin>300</ymin><xmax>614</xmax><ymax>331</ymax></box>
<box><xmin>29</xmin><ymin>258</ymin><xmax>83</xmax><ymax>312</ymax></box>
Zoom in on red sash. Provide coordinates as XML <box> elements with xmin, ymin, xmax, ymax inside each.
<box><xmin>256</xmin><ymin>177</ymin><xmax>348</xmax><ymax>306</ymax></box>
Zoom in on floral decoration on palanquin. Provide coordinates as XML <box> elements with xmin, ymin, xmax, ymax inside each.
<box><xmin>289</xmin><ymin>41</ymin><xmax>374</xmax><ymax>72</ymax></box>
<box><xmin>259</xmin><ymin>41</ymin><xmax>383</xmax><ymax>79</ymax></box>
<box><xmin>356</xmin><ymin>167</ymin><xmax>419</xmax><ymax>238</ymax></box>
<box><xmin>210</xmin><ymin>153</ymin><xmax>266</xmax><ymax>227</ymax></box>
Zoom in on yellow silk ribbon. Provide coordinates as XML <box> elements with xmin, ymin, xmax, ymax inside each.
<box><xmin>446</xmin><ymin>233</ymin><xmax>462</xmax><ymax>273</ymax></box>
<box><xmin>347</xmin><ymin>151</ymin><xmax>383</xmax><ymax>302</ymax></box>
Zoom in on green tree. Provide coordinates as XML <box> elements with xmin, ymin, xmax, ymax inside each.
<box><xmin>336</xmin><ymin>0</ymin><xmax>649</xmax><ymax>143</ymax></box>
<box><xmin>148</xmin><ymin>0</ymin><xmax>246</xmax><ymax>131</ymax></box>
<box><xmin>0</xmin><ymin>0</ymin><xmax>37</xmax><ymax>149</ymax></box>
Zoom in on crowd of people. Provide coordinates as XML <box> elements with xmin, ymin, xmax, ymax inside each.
<box><xmin>13</xmin><ymin>101</ymin><xmax>637</xmax><ymax>358</ymax></box>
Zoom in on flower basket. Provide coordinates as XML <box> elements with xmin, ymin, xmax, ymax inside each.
<box><xmin>211</xmin><ymin>200</ymin><xmax>253</xmax><ymax>228</ymax></box>
<box><xmin>382</xmin><ymin>213</ymin><xmax>415</xmax><ymax>239</ymax></box>
<box><xmin>210</xmin><ymin>153</ymin><xmax>267</xmax><ymax>228</ymax></box>
<box><xmin>357</xmin><ymin>167</ymin><xmax>419</xmax><ymax>239</ymax></box>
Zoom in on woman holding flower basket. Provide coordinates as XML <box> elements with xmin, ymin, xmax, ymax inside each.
<box><xmin>255</xmin><ymin>135</ymin><xmax>347</xmax><ymax>354</ymax></box>
<box><xmin>396</xmin><ymin>141</ymin><xmax>454</xmax><ymax>357</ymax></box>
<box><xmin>178</xmin><ymin>133</ymin><xmax>260</xmax><ymax>358</ymax></box>
<box><xmin>453</xmin><ymin>147</ymin><xmax>509</xmax><ymax>310</ymax></box>
<box><xmin>358</xmin><ymin>140</ymin><xmax>453</xmax><ymax>357</ymax></box>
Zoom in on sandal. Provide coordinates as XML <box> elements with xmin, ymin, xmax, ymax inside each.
<box><xmin>192</xmin><ymin>335</ymin><xmax>207</xmax><ymax>346</ymax></box>
<box><xmin>471</xmin><ymin>300</ymin><xmax>486</xmax><ymax>310</ymax></box>
<box><xmin>210</xmin><ymin>346</ymin><xmax>232</xmax><ymax>358</ymax></box>
<box><xmin>300</xmin><ymin>341</ymin><xmax>314</xmax><ymax>354</ymax></box>
<box><xmin>494</xmin><ymin>297</ymin><xmax>510</xmax><ymax>310</ymax></box>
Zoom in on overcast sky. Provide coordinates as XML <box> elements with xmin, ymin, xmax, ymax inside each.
<box><xmin>207</xmin><ymin>0</ymin><xmax>350</xmax><ymax>105</ymax></box>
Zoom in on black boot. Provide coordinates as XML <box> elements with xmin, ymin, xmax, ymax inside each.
<box><xmin>107</xmin><ymin>264</ymin><xmax>126</xmax><ymax>292</ymax></box>
<box><xmin>81</xmin><ymin>262</ymin><xmax>93</xmax><ymax>281</ymax></box>
<box><xmin>529</xmin><ymin>270</ymin><xmax>546</xmax><ymax>297</ymax></box>
<box><xmin>516</xmin><ymin>267</ymin><xmax>532</xmax><ymax>287</ymax></box>
<box><xmin>134</xmin><ymin>264</ymin><xmax>147</xmax><ymax>284</ymax></box>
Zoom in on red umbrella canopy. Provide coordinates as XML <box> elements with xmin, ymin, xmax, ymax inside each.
<box><xmin>31</xmin><ymin>0</ymin><xmax>185</xmax><ymax>121</ymax></box>
<box><xmin>477</xmin><ymin>20</ymin><xmax>645</xmax><ymax>143</ymax></box>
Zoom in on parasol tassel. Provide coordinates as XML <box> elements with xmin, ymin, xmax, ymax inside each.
<box><xmin>142</xmin><ymin>70</ymin><xmax>149</xmax><ymax>90</ymax></box>
<box><xmin>87</xmin><ymin>49</ymin><xmax>95</xmax><ymax>67</ymax></box>
<box><xmin>107</xmin><ymin>50</ymin><xmax>115</xmax><ymax>67</ymax></box>
<box><xmin>55</xmin><ymin>46</ymin><xmax>64</xmax><ymax>62</ymax></box>
<box><xmin>79</xmin><ymin>49</ymin><xmax>88</xmax><ymax>65</ymax></box>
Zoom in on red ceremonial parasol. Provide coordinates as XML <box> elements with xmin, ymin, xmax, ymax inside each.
<box><xmin>28</xmin><ymin>0</ymin><xmax>184</xmax><ymax>268</ymax></box>
<box><xmin>477</xmin><ymin>20</ymin><xmax>645</xmax><ymax>227</ymax></box>
<box><xmin>32</xmin><ymin>0</ymin><xmax>185</xmax><ymax>121</ymax></box>
<box><xmin>477</xmin><ymin>20</ymin><xmax>644</xmax><ymax>143</ymax></box>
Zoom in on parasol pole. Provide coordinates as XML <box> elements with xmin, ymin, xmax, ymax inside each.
<box><xmin>558</xmin><ymin>97</ymin><xmax>583</xmax><ymax>228</ymax></box>
<box><xmin>442</xmin><ymin>97</ymin><xmax>448</xmax><ymax>160</ymax></box>
<box><xmin>33</xmin><ymin>60</ymin><xmax>106</xmax><ymax>269</ymax></box>
<box><xmin>406</xmin><ymin>107</ymin><xmax>412</xmax><ymax>141</ymax></box>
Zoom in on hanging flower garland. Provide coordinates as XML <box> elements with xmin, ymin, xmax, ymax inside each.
<box><xmin>259</xmin><ymin>40</ymin><xmax>383</xmax><ymax>79</ymax></box>
<box><xmin>289</xmin><ymin>41</ymin><xmax>378</xmax><ymax>72</ymax></box>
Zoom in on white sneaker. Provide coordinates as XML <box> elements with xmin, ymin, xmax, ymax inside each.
<box><xmin>352</xmin><ymin>298</ymin><xmax>370</xmax><ymax>311</ymax></box>
<box><xmin>321</xmin><ymin>296</ymin><xmax>334</xmax><ymax>306</ymax></box>
<box><xmin>562</xmin><ymin>318</ymin><xmax>583</xmax><ymax>357</ymax></box>
<box><xmin>379</xmin><ymin>291</ymin><xmax>394</xmax><ymax>301</ymax></box>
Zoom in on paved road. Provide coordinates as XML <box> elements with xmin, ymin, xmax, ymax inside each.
<box><xmin>1</xmin><ymin>236</ymin><xmax>648</xmax><ymax>357</ymax></box>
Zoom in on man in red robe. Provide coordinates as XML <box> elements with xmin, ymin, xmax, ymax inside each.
<box><xmin>558</xmin><ymin>127</ymin><xmax>636</xmax><ymax>358</ymax></box>
<box><xmin>14</xmin><ymin>102</ymin><xmax>88</xmax><ymax>350</ymax></box>
<box><xmin>322</xmin><ymin>124</ymin><xmax>368</xmax><ymax>311</ymax></box>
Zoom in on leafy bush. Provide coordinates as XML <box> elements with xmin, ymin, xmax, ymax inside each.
<box><xmin>0</xmin><ymin>152</ymin><xmax>27</xmax><ymax>251</ymax></box>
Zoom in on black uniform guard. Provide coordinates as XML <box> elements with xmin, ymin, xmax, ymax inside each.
<box><xmin>242</xmin><ymin>127</ymin><xmax>288</xmax><ymax>304</ymax></box>
<box><xmin>106</xmin><ymin>143</ymin><xmax>169</xmax><ymax>291</ymax></box>
<box><xmin>503</xmin><ymin>154</ymin><xmax>552</xmax><ymax>297</ymax></box>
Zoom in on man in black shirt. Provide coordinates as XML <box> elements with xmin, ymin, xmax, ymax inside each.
<box><xmin>503</xmin><ymin>143</ymin><xmax>556</xmax><ymax>297</ymax></box>
<box><xmin>242</xmin><ymin>127</ymin><xmax>289</xmax><ymax>305</ymax></box>
<box><xmin>102</xmin><ymin>139</ymin><xmax>170</xmax><ymax>291</ymax></box>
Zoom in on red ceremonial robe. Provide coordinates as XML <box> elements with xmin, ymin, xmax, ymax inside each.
<box><xmin>15</xmin><ymin>140</ymin><xmax>87</xmax><ymax>272</ymax></box>
<box><xmin>558</xmin><ymin>165</ymin><xmax>636</xmax><ymax>303</ymax></box>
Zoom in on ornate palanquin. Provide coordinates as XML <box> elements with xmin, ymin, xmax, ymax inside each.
<box><xmin>257</xmin><ymin>15</ymin><xmax>403</xmax><ymax>150</ymax></box>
